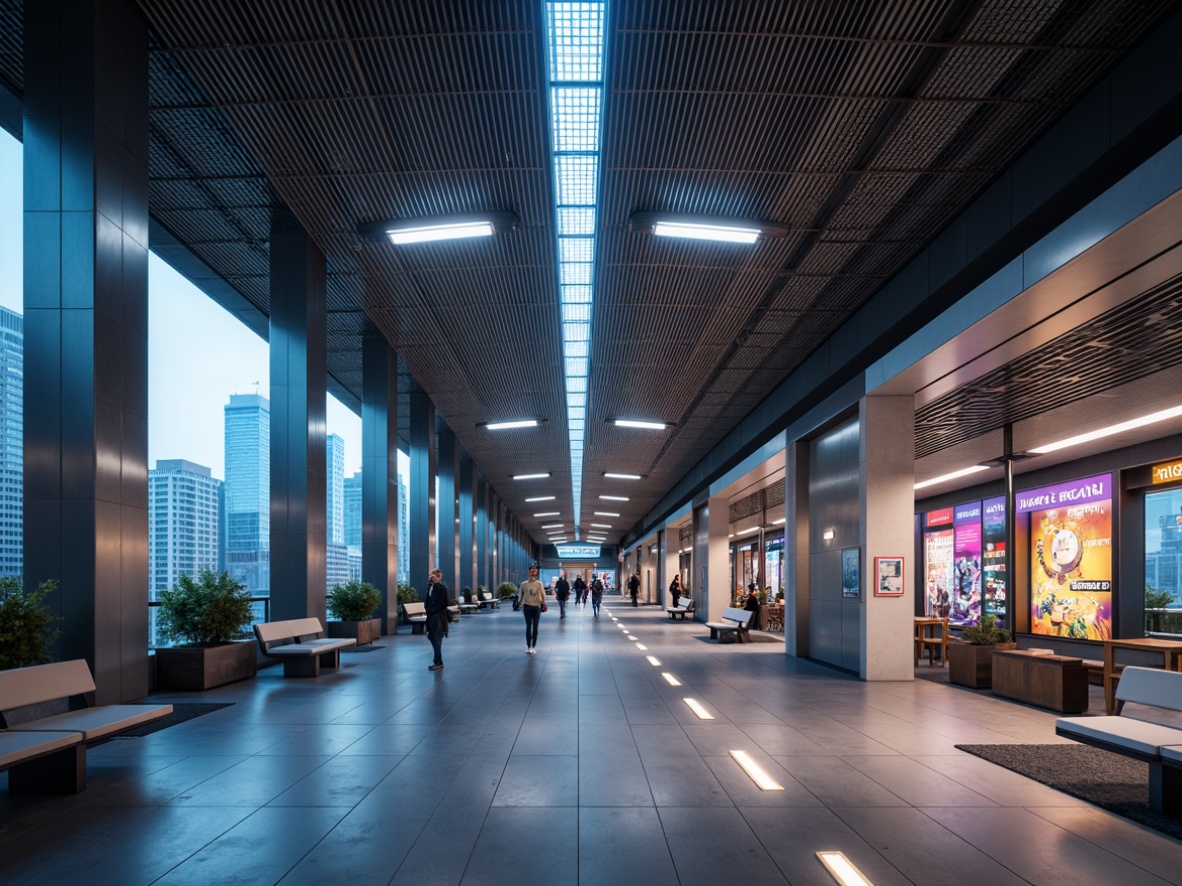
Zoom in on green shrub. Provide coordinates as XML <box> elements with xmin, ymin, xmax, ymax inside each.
<box><xmin>397</xmin><ymin>583</ymin><xmax>420</xmax><ymax>604</ymax></box>
<box><xmin>497</xmin><ymin>582</ymin><xmax>517</xmax><ymax>599</ymax></box>
<box><xmin>960</xmin><ymin>614</ymin><xmax>1012</xmax><ymax>645</ymax></box>
<box><xmin>328</xmin><ymin>580</ymin><xmax>382</xmax><ymax>621</ymax></box>
<box><xmin>158</xmin><ymin>570</ymin><xmax>254</xmax><ymax>646</ymax></box>
<box><xmin>0</xmin><ymin>577</ymin><xmax>59</xmax><ymax>670</ymax></box>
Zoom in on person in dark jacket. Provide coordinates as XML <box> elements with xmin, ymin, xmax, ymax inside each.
<box><xmin>744</xmin><ymin>587</ymin><xmax>762</xmax><ymax>630</ymax></box>
<box><xmin>628</xmin><ymin>573</ymin><xmax>640</xmax><ymax>607</ymax></box>
<box><xmin>425</xmin><ymin>569</ymin><xmax>450</xmax><ymax>670</ymax></box>
<box><xmin>555</xmin><ymin>572</ymin><xmax>571</xmax><ymax>618</ymax></box>
<box><xmin>669</xmin><ymin>574</ymin><xmax>683</xmax><ymax>609</ymax></box>
<box><xmin>591</xmin><ymin>576</ymin><xmax>604</xmax><ymax>617</ymax></box>
<box><xmin>573</xmin><ymin>575</ymin><xmax>587</xmax><ymax>607</ymax></box>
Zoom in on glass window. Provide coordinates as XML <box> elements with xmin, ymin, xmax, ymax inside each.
<box><xmin>1145</xmin><ymin>487</ymin><xmax>1182</xmax><ymax>636</ymax></box>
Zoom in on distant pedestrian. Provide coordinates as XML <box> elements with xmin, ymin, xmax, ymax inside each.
<box><xmin>744</xmin><ymin>587</ymin><xmax>762</xmax><ymax>630</ymax></box>
<box><xmin>628</xmin><ymin>573</ymin><xmax>640</xmax><ymax>607</ymax></box>
<box><xmin>573</xmin><ymin>575</ymin><xmax>587</xmax><ymax>607</ymax></box>
<box><xmin>591</xmin><ymin>575</ymin><xmax>604</xmax><ymax>617</ymax></box>
<box><xmin>555</xmin><ymin>572</ymin><xmax>571</xmax><ymax>618</ymax></box>
<box><xmin>519</xmin><ymin>565</ymin><xmax>547</xmax><ymax>654</ymax></box>
<box><xmin>425</xmin><ymin>568</ymin><xmax>449</xmax><ymax>671</ymax></box>
<box><xmin>669</xmin><ymin>574</ymin><xmax>682</xmax><ymax>609</ymax></box>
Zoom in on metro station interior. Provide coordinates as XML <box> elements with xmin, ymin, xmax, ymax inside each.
<box><xmin>3</xmin><ymin>2</ymin><xmax>1182</xmax><ymax>883</ymax></box>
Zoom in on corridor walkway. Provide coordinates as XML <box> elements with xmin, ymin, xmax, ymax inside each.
<box><xmin>2</xmin><ymin>601</ymin><xmax>1180</xmax><ymax>885</ymax></box>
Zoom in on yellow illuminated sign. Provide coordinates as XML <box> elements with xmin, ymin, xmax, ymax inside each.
<box><xmin>1152</xmin><ymin>459</ymin><xmax>1182</xmax><ymax>485</ymax></box>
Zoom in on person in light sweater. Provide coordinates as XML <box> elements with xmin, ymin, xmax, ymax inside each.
<box><xmin>519</xmin><ymin>565</ymin><xmax>547</xmax><ymax>654</ymax></box>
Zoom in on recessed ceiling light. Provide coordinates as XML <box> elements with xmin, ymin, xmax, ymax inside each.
<box><xmin>594</xmin><ymin>511</ymin><xmax>620</xmax><ymax>517</ymax></box>
<box><xmin>913</xmin><ymin>465</ymin><xmax>990</xmax><ymax>490</ymax></box>
<box><xmin>604</xmin><ymin>473</ymin><xmax>643</xmax><ymax>480</ymax></box>
<box><xmin>513</xmin><ymin>473</ymin><xmax>551</xmax><ymax>480</ymax></box>
<box><xmin>599</xmin><ymin>495</ymin><xmax>629</xmax><ymax>501</ymax></box>
<box><xmin>613</xmin><ymin>419</ymin><xmax>668</xmax><ymax>430</ymax></box>
<box><xmin>534</xmin><ymin>511</ymin><xmax>560</xmax><ymax>517</ymax></box>
<box><xmin>525</xmin><ymin>496</ymin><xmax>556</xmax><ymax>502</ymax></box>
<box><xmin>482</xmin><ymin>419</ymin><xmax>544</xmax><ymax>431</ymax></box>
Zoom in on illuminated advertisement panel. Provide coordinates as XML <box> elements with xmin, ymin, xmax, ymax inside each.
<box><xmin>951</xmin><ymin>502</ymin><xmax>982</xmax><ymax>626</ymax></box>
<box><xmin>1019</xmin><ymin>474</ymin><xmax>1113</xmax><ymax>640</ymax></box>
<box><xmin>981</xmin><ymin>496</ymin><xmax>1007</xmax><ymax>625</ymax></box>
<box><xmin>924</xmin><ymin>526</ymin><xmax>954</xmax><ymax>618</ymax></box>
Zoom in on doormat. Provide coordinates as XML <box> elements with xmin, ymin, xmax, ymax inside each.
<box><xmin>956</xmin><ymin>743</ymin><xmax>1182</xmax><ymax>840</ymax></box>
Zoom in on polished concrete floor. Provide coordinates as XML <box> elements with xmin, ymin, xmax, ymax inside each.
<box><xmin>3</xmin><ymin>598</ymin><xmax>1182</xmax><ymax>885</ymax></box>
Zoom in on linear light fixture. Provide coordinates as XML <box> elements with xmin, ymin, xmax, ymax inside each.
<box><xmin>534</xmin><ymin>511</ymin><xmax>560</xmax><ymax>517</ymax></box>
<box><xmin>816</xmin><ymin>851</ymin><xmax>874</xmax><ymax>886</ymax></box>
<box><xmin>594</xmin><ymin>511</ymin><xmax>620</xmax><ymax>517</ymax></box>
<box><xmin>914</xmin><ymin>464</ymin><xmax>990</xmax><ymax>490</ymax></box>
<box><xmin>629</xmin><ymin>211</ymin><xmax>787</xmax><ymax>244</ymax></box>
<box><xmin>613</xmin><ymin>418</ymin><xmax>669</xmax><ymax>430</ymax></box>
<box><xmin>729</xmin><ymin>750</ymin><xmax>783</xmax><ymax>791</ymax></box>
<box><xmin>358</xmin><ymin>210</ymin><xmax>519</xmax><ymax>245</ymax></box>
<box><xmin>513</xmin><ymin>473</ymin><xmax>551</xmax><ymax>480</ymax></box>
<box><xmin>604</xmin><ymin>472</ymin><xmax>643</xmax><ymax>480</ymax></box>
<box><xmin>590</xmin><ymin>522</ymin><xmax>612</xmax><ymax>528</ymax></box>
<box><xmin>662</xmin><ymin>672</ymin><xmax>681</xmax><ymax>686</ymax></box>
<box><xmin>525</xmin><ymin>496</ymin><xmax>556</xmax><ymax>502</ymax></box>
<box><xmin>1030</xmin><ymin>404</ymin><xmax>1182</xmax><ymax>454</ymax></box>
<box><xmin>683</xmin><ymin>698</ymin><xmax>714</xmax><ymax>720</ymax></box>
<box><xmin>599</xmin><ymin>495</ymin><xmax>629</xmax><ymax>501</ymax></box>
<box><xmin>480</xmin><ymin>419</ymin><xmax>543</xmax><ymax>431</ymax></box>
<box><xmin>586</xmin><ymin>536</ymin><xmax>606</xmax><ymax>542</ymax></box>
<box><xmin>542</xmin><ymin>523</ymin><xmax>565</xmax><ymax>529</ymax></box>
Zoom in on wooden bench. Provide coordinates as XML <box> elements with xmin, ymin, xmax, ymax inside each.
<box><xmin>705</xmin><ymin>607</ymin><xmax>753</xmax><ymax>643</ymax></box>
<box><xmin>1056</xmin><ymin>667</ymin><xmax>1182</xmax><ymax>814</ymax></box>
<box><xmin>477</xmin><ymin>591</ymin><xmax>500</xmax><ymax>611</ymax></box>
<box><xmin>403</xmin><ymin>601</ymin><xmax>428</xmax><ymax>632</ymax></box>
<box><xmin>992</xmin><ymin>648</ymin><xmax>1089</xmax><ymax>713</ymax></box>
<box><xmin>665</xmin><ymin>595</ymin><xmax>695</xmax><ymax>620</ymax></box>
<box><xmin>253</xmin><ymin>617</ymin><xmax>357</xmax><ymax>677</ymax></box>
<box><xmin>0</xmin><ymin>659</ymin><xmax>173</xmax><ymax>793</ymax></box>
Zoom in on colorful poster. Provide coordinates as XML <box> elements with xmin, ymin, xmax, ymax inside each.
<box><xmin>982</xmin><ymin>496</ymin><xmax>1007</xmax><ymax>624</ymax></box>
<box><xmin>1025</xmin><ymin>475</ymin><xmax>1113</xmax><ymax>639</ymax></box>
<box><xmin>924</xmin><ymin>528</ymin><xmax>954</xmax><ymax>618</ymax></box>
<box><xmin>952</xmin><ymin>502</ymin><xmax>982</xmax><ymax>626</ymax></box>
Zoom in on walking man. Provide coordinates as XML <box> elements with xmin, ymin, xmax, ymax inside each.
<box><xmin>425</xmin><ymin>568</ymin><xmax>449</xmax><ymax>671</ymax></box>
<box><xmin>628</xmin><ymin>572</ymin><xmax>640</xmax><ymax>607</ymax></box>
<box><xmin>555</xmin><ymin>572</ymin><xmax>571</xmax><ymax>618</ymax></box>
<box><xmin>591</xmin><ymin>574</ymin><xmax>604</xmax><ymax>617</ymax></box>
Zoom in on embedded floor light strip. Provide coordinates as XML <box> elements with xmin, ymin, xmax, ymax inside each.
<box><xmin>914</xmin><ymin>464</ymin><xmax>990</xmax><ymax>490</ymax></box>
<box><xmin>729</xmin><ymin>749</ymin><xmax>783</xmax><ymax>791</ymax></box>
<box><xmin>683</xmin><ymin>698</ymin><xmax>714</xmax><ymax>720</ymax></box>
<box><xmin>635</xmin><ymin>644</ymin><xmax>648</xmax><ymax>651</ymax></box>
<box><xmin>645</xmin><ymin>655</ymin><xmax>661</xmax><ymax>666</ymax></box>
<box><xmin>661</xmin><ymin>672</ymin><xmax>681</xmax><ymax>686</ymax></box>
<box><xmin>816</xmin><ymin>851</ymin><xmax>875</xmax><ymax>886</ymax></box>
<box><xmin>1030</xmin><ymin>404</ymin><xmax>1182</xmax><ymax>454</ymax></box>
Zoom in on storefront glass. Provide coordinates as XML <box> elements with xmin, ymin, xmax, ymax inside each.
<box><xmin>1145</xmin><ymin>486</ymin><xmax>1182</xmax><ymax>637</ymax></box>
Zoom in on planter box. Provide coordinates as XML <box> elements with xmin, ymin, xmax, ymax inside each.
<box><xmin>947</xmin><ymin>641</ymin><xmax>1017</xmax><ymax>688</ymax></box>
<box><xmin>155</xmin><ymin>641</ymin><xmax>257</xmax><ymax>691</ymax></box>
<box><xmin>327</xmin><ymin>618</ymin><xmax>383</xmax><ymax>646</ymax></box>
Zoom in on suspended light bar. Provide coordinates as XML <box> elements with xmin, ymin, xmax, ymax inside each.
<box><xmin>534</xmin><ymin>511</ymin><xmax>560</xmax><ymax>517</ymax></box>
<box><xmin>359</xmin><ymin>211</ymin><xmax>519</xmax><ymax>245</ymax></box>
<box><xmin>594</xmin><ymin>511</ymin><xmax>620</xmax><ymax>517</ymax></box>
<box><xmin>590</xmin><ymin>522</ymin><xmax>612</xmax><ymax>528</ymax></box>
<box><xmin>1030</xmin><ymin>405</ymin><xmax>1182</xmax><ymax>454</ymax></box>
<box><xmin>629</xmin><ymin>211</ymin><xmax>787</xmax><ymax>244</ymax></box>
<box><xmin>514</xmin><ymin>473</ymin><xmax>551</xmax><ymax>480</ymax></box>
<box><xmin>914</xmin><ymin>464</ymin><xmax>990</xmax><ymax>490</ymax></box>
<box><xmin>525</xmin><ymin>496</ymin><xmax>556</xmax><ymax>503</ymax></box>
<box><xmin>613</xmin><ymin>419</ymin><xmax>668</xmax><ymax>430</ymax></box>
<box><xmin>604</xmin><ymin>472</ymin><xmax>643</xmax><ymax>480</ymax></box>
<box><xmin>481</xmin><ymin>419</ymin><xmax>542</xmax><ymax>431</ymax></box>
<box><xmin>655</xmin><ymin>221</ymin><xmax>760</xmax><ymax>243</ymax></box>
<box><xmin>541</xmin><ymin>523</ymin><xmax>565</xmax><ymax>529</ymax></box>
<box><xmin>599</xmin><ymin>495</ymin><xmax>629</xmax><ymax>501</ymax></box>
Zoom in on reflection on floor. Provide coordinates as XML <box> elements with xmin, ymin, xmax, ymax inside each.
<box><xmin>3</xmin><ymin>602</ymin><xmax>1181</xmax><ymax>885</ymax></box>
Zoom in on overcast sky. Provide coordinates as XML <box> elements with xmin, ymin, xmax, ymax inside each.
<box><xmin>0</xmin><ymin>130</ymin><xmax>366</xmax><ymax>481</ymax></box>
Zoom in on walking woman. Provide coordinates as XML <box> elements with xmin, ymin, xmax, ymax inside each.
<box><xmin>519</xmin><ymin>565</ymin><xmax>547</xmax><ymax>654</ymax></box>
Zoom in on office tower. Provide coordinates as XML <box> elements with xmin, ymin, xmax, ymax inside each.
<box><xmin>224</xmin><ymin>393</ymin><xmax>269</xmax><ymax>596</ymax></box>
<box><xmin>0</xmin><ymin>307</ymin><xmax>20</xmax><ymax>578</ymax></box>
<box><xmin>148</xmin><ymin>460</ymin><xmax>221</xmax><ymax>645</ymax></box>
<box><xmin>398</xmin><ymin>474</ymin><xmax>409</xmax><ymax>583</ymax></box>
<box><xmin>325</xmin><ymin>434</ymin><xmax>348</xmax><ymax>591</ymax></box>
<box><xmin>344</xmin><ymin>471</ymin><xmax>362</xmax><ymax>548</ymax></box>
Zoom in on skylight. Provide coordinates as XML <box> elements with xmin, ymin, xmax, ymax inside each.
<box><xmin>546</xmin><ymin>0</ymin><xmax>605</xmax><ymax>541</ymax></box>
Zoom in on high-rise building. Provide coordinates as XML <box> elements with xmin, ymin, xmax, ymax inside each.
<box><xmin>148</xmin><ymin>459</ymin><xmax>221</xmax><ymax>645</ymax></box>
<box><xmin>0</xmin><ymin>307</ymin><xmax>20</xmax><ymax>578</ymax></box>
<box><xmin>325</xmin><ymin>433</ymin><xmax>348</xmax><ymax>591</ymax></box>
<box><xmin>224</xmin><ymin>394</ymin><xmax>269</xmax><ymax>596</ymax></box>
<box><xmin>398</xmin><ymin>474</ymin><xmax>409</xmax><ymax>583</ymax></box>
<box><xmin>343</xmin><ymin>471</ymin><xmax>362</xmax><ymax>548</ymax></box>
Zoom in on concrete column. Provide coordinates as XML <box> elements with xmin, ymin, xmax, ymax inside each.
<box><xmin>268</xmin><ymin>207</ymin><xmax>327</xmax><ymax>622</ymax></box>
<box><xmin>360</xmin><ymin>334</ymin><xmax>397</xmax><ymax>632</ymax></box>
<box><xmin>860</xmin><ymin>395</ymin><xmax>916</xmax><ymax>680</ymax></box>
<box><xmin>693</xmin><ymin>496</ymin><xmax>730</xmax><ymax>623</ymax></box>
<box><xmin>409</xmin><ymin>388</ymin><xmax>436</xmax><ymax>593</ymax></box>
<box><xmin>661</xmin><ymin>528</ymin><xmax>679</xmax><ymax>608</ymax></box>
<box><xmin>785</xmin><ymin>441</ymin><xmax>810</xmax><ymax>659</ymax></box>
<box><xmin>23</xmin><ymin>0</ymin><xmax>150</xmax><ymax>703</ymax></box>
<box><xmin>437</xmin><ymin>425</ymin><xmax>458</xmax><ymax>590</ymax></box>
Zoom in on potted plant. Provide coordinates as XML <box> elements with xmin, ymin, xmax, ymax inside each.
<box><xmin>948</xmin><ymin>615</ymin><xmax>1017</xmax><ymax>688</ymax></box>
<box><xmin>397</xmin><ymin>583</ymin><xmax>420</xmax><ymax>624</ymax></box>
<box><xmin>327</xmin><ymin>580</ymin><xmax>383</xmax><ymax>645</ymax></box>
<box><xmin>155</xmin><ymin>570</ymin><xmax>257</xmax><ymax>690</ymax></box>
<box><xmin>0</xmin><ymin>577</ymin><xmax>59</xmax><ymax>670</ymax></box>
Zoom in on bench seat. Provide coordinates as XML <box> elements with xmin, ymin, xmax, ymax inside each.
<box><xmin>254</xmin><ymin>617</ymin><xmax>356</xmax><ymax>677</ymax></box>
<box><xmin>705</xmin><ymin>607</ymin><xmax>753</xmax><ymax>643</ymax></box>
<box><xmin>403</xmin><ymin>601</ymin><xmax>428</xmax><ymax>632</ymax></box>
<box><xmin>477</xmin><ymin>592</ymin><xmax>499</xmax><ymax>611</ymax></box>
<box><xmin>665</xmin><ymin>596</ymin><xmax>694</xmax><ymax>620</ymax></box>
<box><xmin>0</xmin><ymin>731</ymin><xmax>85</xmax><ymax>794</ymax></box>
<box><xmin>5</xmin><ymin>705</ymin><xmax>177</xmax><ymax>742</ymax></box>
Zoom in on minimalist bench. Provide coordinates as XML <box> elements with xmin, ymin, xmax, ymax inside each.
<box><xmin>705</xmin><ymin>607</ymin><xmax>753</xmax><ymax>643</ymax></box>
<box><xmin>254</xmin><ymin>617</ymin><xmax>356</xmax><ymax>677</ymax></box>
<box><xmin>477</xmin><ymin>591</ymin><xmax>500</xmax><ymax>611</ymax></box>
<box><xmin>403</xmin><ymin>601</ymin><xmax>428</xmax><ymax>632</ymax></box>
<box><xmin>457</xmin><ymin>596</ymin><xmax>479</xmax><ymax>615</ymax></box>
<box><xmin>665</xmin><ymin>595</ymin><xmax>695</xmax><ymax>620</ymax></box>
<box><xmin>1056</xmin><ymin>666</ymin><xmax>1182</xmax><ymax>814</ymax></box>
<box><xmin>0</xmin><ymin>659</ymin><xmax>173</xmax><ymax>793</ymax></box>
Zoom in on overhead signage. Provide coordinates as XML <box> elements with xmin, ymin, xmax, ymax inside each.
<box><xmin>554</xmin><ymin>543</ymin><xmax>601</xmax><ymax>560</ymax></box>
<box><xmin>1153</xmin><ymin>458</ymin><xmax>1182</xmax><ymax>485</ymax></box>
<box><xmin>926</xmin><ymin>507</ymin><xmax>953</xmax><ymax>528</ymax></box>
<box><xmin>1016</xmin><ymin>473</ymin><xmax>1112</xmax><ymax>513</ymax></box>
